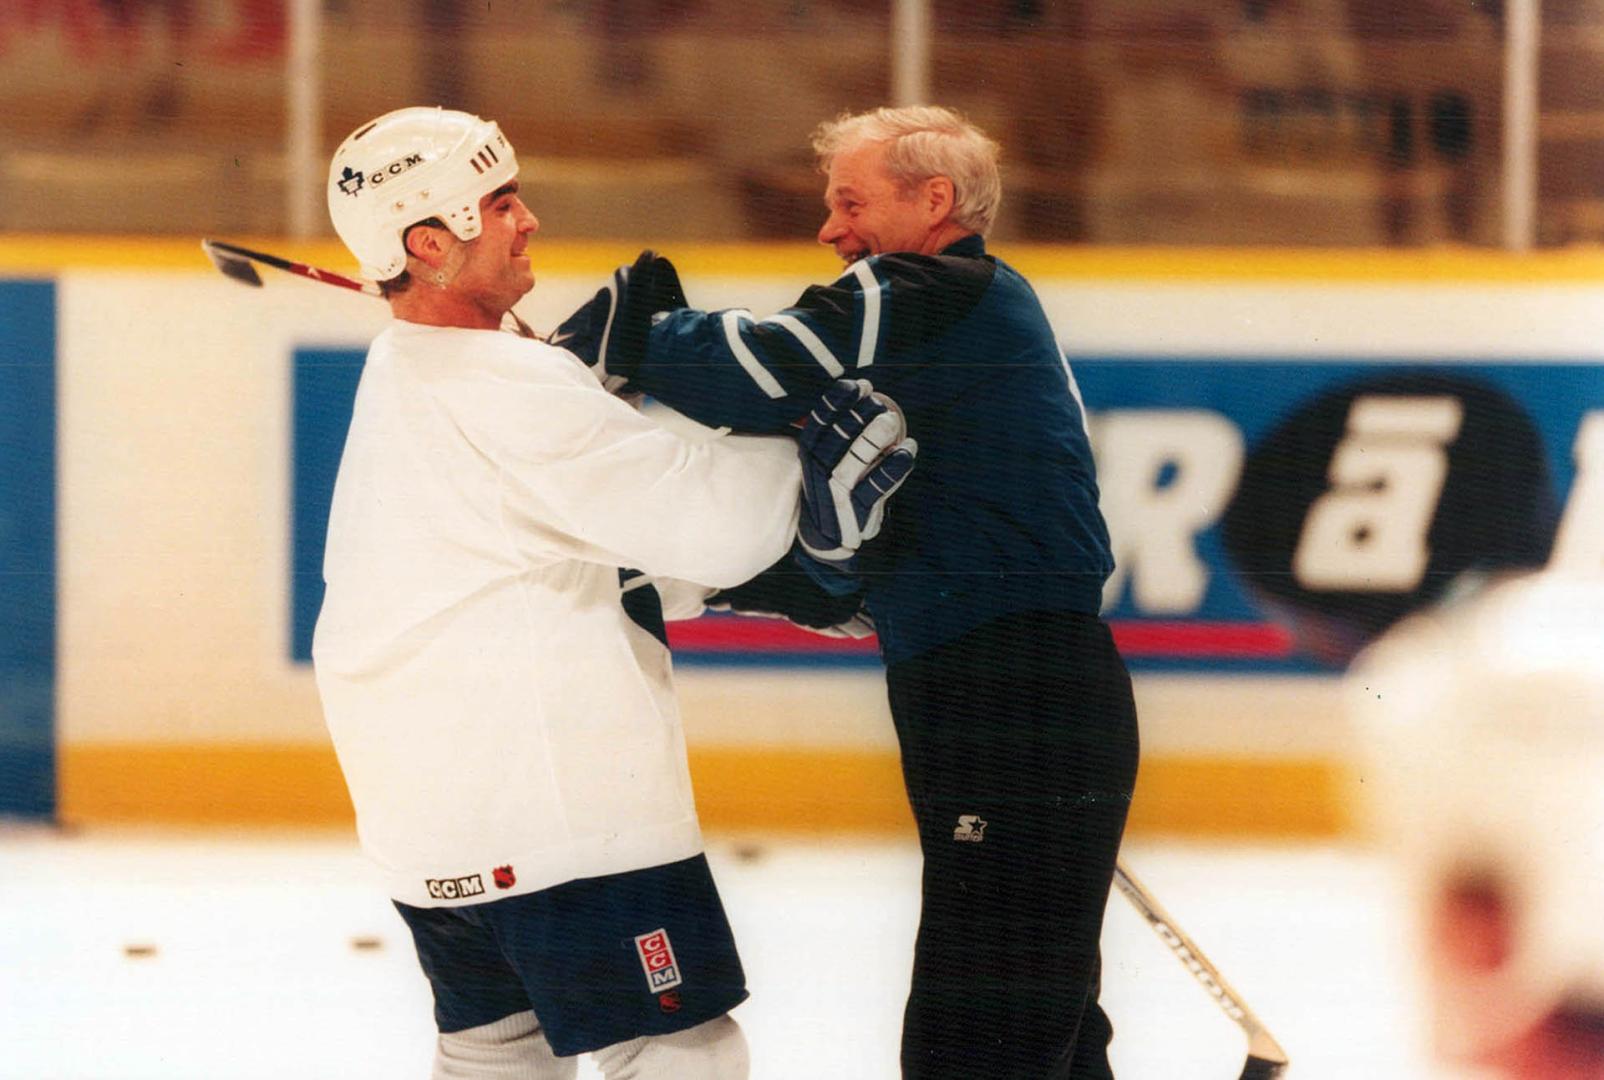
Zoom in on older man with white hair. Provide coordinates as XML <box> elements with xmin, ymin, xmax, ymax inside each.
<box><xmin>559</xmin><ymin>105</ymin><xmax>1139</xmax><ymax>1079</ymax></box>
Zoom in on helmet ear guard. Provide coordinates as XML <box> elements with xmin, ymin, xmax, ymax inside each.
<box><xmin>327</xmin><ymin>106</ymin><xmax>520</xmax><ymax>282</ymax></box>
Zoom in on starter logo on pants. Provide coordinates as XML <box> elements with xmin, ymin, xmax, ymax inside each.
<box><xmin>953</xmin><ymin>815</ymin><xmax>987</xmax><ymax>842</ymax></box>
<box><xmin>634</xmin><ymin>928</ymin><xmax>683</xmax><ymax>992</ymax></box>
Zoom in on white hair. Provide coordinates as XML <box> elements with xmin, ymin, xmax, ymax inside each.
<box><xmin>811</xmin><ymin>106</ymin><xmax>1002</xmax><ymax>236</ymax></box>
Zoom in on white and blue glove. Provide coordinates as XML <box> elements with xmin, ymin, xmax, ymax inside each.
<box><xmin>548</xmin><ymin>249</ymin><xmax>686</xmax><ymax>393</ymax></box>
<box><xmin>795</xmin><ymin>379</ymin><xmax>917</xmax><ymax>585</ymax></box>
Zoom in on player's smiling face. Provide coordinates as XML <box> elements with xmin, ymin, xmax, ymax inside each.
<box><xmin>454</xmin><ymin>181</ymin><xmax>539</xmax><ymax>308</ymax></box>
<box><xmin>817</xmin><ymin>139</ymin><xmax>943</xmax><ymax>264</ymax></box>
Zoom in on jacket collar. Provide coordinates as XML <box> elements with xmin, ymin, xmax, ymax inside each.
<box><xmin>940</xmin><ymin>234</ymin><xmax>987</xmax><ymax>258</ymax></box>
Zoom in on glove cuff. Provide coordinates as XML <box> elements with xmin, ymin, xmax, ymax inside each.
<box><xmin>794</xmin><ymin>547</ymin><xmax>863</xmax><ymax>596</ymax></box>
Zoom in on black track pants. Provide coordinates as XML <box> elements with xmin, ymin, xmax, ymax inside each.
<box><xmin>886</xmin><ymin>609</ymin><xmax>1140</xmax><ymax>1080</ymax></box>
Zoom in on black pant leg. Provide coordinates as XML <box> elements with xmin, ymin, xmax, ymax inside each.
<box><xmin>888</xmin><ymin>611</ymin><xmax>1140</xmax><ymax>1080</ymax></box>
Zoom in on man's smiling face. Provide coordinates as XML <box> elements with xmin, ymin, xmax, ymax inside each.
<box><xmin>816</xmin><ymin>140</ymin><xmax>943</xmax><ymax>265</ymax></box>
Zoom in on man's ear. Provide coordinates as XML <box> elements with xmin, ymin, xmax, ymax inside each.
<box><xmin>404</xmin><ymin>223</ymin><xmax>449</xmax><ymax>268</ymax></box>
<box><xmin>924</xmin><ymin>176</ymin><xmax>955</xmax><ymax>223</ymax></box>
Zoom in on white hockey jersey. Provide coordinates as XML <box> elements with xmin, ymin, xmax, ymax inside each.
<box><xmin>313</xmin><ymin>320</ymin><xmax>800</xmax><ymax>906</ymax></box>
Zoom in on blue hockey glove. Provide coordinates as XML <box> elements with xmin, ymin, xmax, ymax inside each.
<box><xmin>548</xmin><ymin>249</ymin><xmax>686</xmax><ymax>392</ymax></box>
<box><xmin>795</xmin><ymin>379</ymin><xmax>917</xmax><ymax>575</ymax></box>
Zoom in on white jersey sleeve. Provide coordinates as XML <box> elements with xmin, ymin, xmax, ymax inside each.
<box><xmin>407</xmin><ymin>324</ymin><xmax>799</xmax><ymax>587</ymax></box>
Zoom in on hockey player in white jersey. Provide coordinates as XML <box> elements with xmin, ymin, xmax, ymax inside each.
<box><xmin>1350</xmin><ymin>572</ymin><xmax>1604</xmax><ymax>1079</ymax></box>
<box><xmin>312</xmin><ymin>107</ymin><xmax>915</xmax><ymax>1079</ymax></box>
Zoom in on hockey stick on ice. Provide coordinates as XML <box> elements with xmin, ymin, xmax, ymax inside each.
<box><xmin>1113</xmin><ymin>859</ymin><xmax>1289</xmax><ymax>1079</ymax></box>
<box><xmin>199</xmin><ymin>237</ymin><xmax>538</xmax><ymax>338</ymax></box>
<box><xmin>200</xmin><ymin>238</ymin><xmax>383</xmax><ymax>297</ymax></box>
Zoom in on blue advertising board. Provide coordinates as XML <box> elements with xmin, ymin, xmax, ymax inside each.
<box><xmin>290</xmin><ymin>353</ymin><xmax>1603</xmax><ymax>673</ymax></box>
<box><xmin>1074</xmin><ymin>359</ymin><xmax>1601</xmax><ymax>672</ymax></box>
<box><xmin>291</xmin><ymin>348</ymin><xmax>365</xmax><ymax>663</ymax></box>
<box><xmin>0</xmin><ymin>281</ymin><xmax>56</xmax><ymax>818</ymax></box>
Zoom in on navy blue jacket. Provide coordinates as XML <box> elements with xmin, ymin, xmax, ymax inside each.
<box><xmin>635</xmin><ymin>236</ymin><xmax>1114</xmax><ymax>666</ymax></box>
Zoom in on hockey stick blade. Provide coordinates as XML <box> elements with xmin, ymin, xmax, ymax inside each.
<box><xmin>1240</xmin><ymin>1054</ymin><xmax>1289</xmax><ymax>1080</ymax></box>
<box><xmin>199</xmin><ymin>238</ymin><xmax>382</xmax><ymax>297</ymax></box>
<box><xmin>201</xmin><ymin>238</ymin><xmax>266</xmax><ymax>288</ymax></box>
<box><xmin>1113</xmin><ymin>860</ymin><xmax>1290</xmax><ymax>1078</ymax></box>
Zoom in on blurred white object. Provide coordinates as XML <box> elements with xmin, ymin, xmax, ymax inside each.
<box><xmin>1349</xmin><ymin>570</ymin><xmax>1604</xmax><ymax>1069</ymax></box>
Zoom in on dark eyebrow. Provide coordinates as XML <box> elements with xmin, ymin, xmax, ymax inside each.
<box><xmin>491</xmin><ymin>181</ymin><xmax>519</xmax><ymax>200</ymax></box>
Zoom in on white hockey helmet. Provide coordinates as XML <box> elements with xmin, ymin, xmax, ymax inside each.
<box><xmin>1349</xmin><ymin>571</ymin><xmax>1604</xmax><ymax>1059</ymax></box>
<box><xmin>327</xmin><ymin>106</ymin><xmax>520</xmax><ymax>282</ymax></box>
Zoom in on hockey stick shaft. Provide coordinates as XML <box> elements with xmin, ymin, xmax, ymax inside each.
<box><xmin>199</xmin><ymin>238</ymin><xmax>541</xmax><ymax>340</ymax></box>
<box><xmin>1113</xmin><ymin>859</ymin><xmax>1289</xmax><ymax>1078</ymax></box>
<box><xmin>200</xmin><ymin>238</ymin><xmax>382</xmax><ymax>296</ymax></box>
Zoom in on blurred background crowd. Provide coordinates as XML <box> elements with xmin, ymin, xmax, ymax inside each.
<box><xmin>3</xmin><ymin>0</ymin><xmax>1599</xmax><ymax>248</ymax></box>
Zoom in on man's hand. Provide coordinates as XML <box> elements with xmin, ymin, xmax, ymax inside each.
<box><xmin>705</xmin><ymin>559</ymin><xmax>875</xmax><ymax>639</ymax></box>
<box><xmin>796</xmin><ymin>379</ymin><xmax>917</xmax><ymax>574</ymax></box>
<box><xmin>548</xmin><ymin>250</ymin><xmax>686</xmax><ymax>393</ymax></box>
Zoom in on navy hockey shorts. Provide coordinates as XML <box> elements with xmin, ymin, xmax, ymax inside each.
<box><xmin>393</xmin><ymin>854</ymin><xmax>748</xmax><ymax>1056</ymax></box>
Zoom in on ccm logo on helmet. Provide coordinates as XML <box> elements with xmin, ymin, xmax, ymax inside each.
<box><xmin>337</xmin><ymin>153</ymin><xmax>426</xmax><ymax>197</ymax></box>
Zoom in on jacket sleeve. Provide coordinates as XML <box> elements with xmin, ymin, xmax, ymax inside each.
<box><xmin>432</xmin><ymin>338</ymin><xmax>802</xmax><ymax>589</ymax></box>
<box><xmin>632</xmin><ymin>259</ymin><xmax>894</xmax><ymax>434</ymax></box>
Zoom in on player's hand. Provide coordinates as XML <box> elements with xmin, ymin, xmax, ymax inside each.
<box><xmin>705</xmin><ymin>559</ymin><xmax>875</xmax><ymax>639</ymax></box>
<box><xmin>804</xmin><ymin>609</ymin><xmax>876</xmax><ymax>639</ymax></box>
<box><xmin>704</xmin><ymin>593</ymin><xmax>875</xmax><ymax>639</ymax></box>
<box><xmin>547</xmin><ymin>250</ymin><xmax>686</xmax><ymax>393</ymax></box>
<box><xmin>795</xmin><ymin>379</ymin><xmax>917</xmax><ymax>573</ymax></box>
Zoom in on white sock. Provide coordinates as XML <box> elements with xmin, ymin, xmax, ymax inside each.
<box><xmin>433</xmin><ymin>1010</ymin><xmax>578</xmax><ymax>1080</ymax></box>
<box><xmin>590</xmin><ymin>1015</ymin><xmax>749</xmax><ymax>1080</ymax></box>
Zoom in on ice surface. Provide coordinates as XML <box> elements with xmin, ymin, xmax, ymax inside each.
<box><xmin>0</xmin><ymin>827</ymin><xmax>1474</xmax><ymax>1079</ymax></box>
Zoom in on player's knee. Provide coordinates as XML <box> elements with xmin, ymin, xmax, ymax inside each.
<box><xmin>435</xmin><ymin>1010</ymin><xmax>571</xmax><ymax>1079</ymax></box>
<box><xmin>595</xmin><ymin>1014</ymin><xmax>748</xmax><ymax>1080</ymax></box>
<box><xmin>684</xmin><ymin>1015</ymin><xmax>749</xmax><ymax>1080</ymax></box>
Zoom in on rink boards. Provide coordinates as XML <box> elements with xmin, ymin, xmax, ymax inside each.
<box><xmin>3</xmin><ymin>238</ymin><xmax>1602</xmax><ymax>833</ymax></box>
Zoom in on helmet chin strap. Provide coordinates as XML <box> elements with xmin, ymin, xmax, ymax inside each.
<box><xmin>432</xmin><ymin>241</ymin><xmax>470</xmax><ymax>289</ymax></box>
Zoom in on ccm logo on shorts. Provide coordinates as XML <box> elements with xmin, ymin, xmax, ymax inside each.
<box><xmin>634</xmin><ymin>929</ymin><xmax>683</xmax><ymax>992</ymax></box>
<box><xmin>425</xmin><ymin>874</ymin><xmax>486</xmax><ymax>900</ymax></box>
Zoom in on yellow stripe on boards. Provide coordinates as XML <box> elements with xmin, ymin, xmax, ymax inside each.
<box><xmin>1123</xmin><ymin>757</ymin><xmax>1350</xmax><ymax>838</ymax></box>
<box><xmin>995</xmin><ymin>244</ymin><xmax>1604</xmax><ymax>283</ymax></box>
<box><xmin>0</xmin><ymin>236</ymin><xmax>838</xmax><ymax>279</ymax></box>
<box><xmin>59</xmin><ymin>744</ymin><xmax>356</xmax><ymax>827</ymax></box>
<box><xmin>58</xmin><ymin>743</ymin><xmax>1349</xmax><ymax>838</ymax></box>
<box><xmin>687</xmin><ymin>748</ymin><xmax>912</xmax><ymax>834</ymax></box>
<box><xmin>6</xmin><ymin>234</ymin><xmax>1604</xmax><ymax>283</ymax></box>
